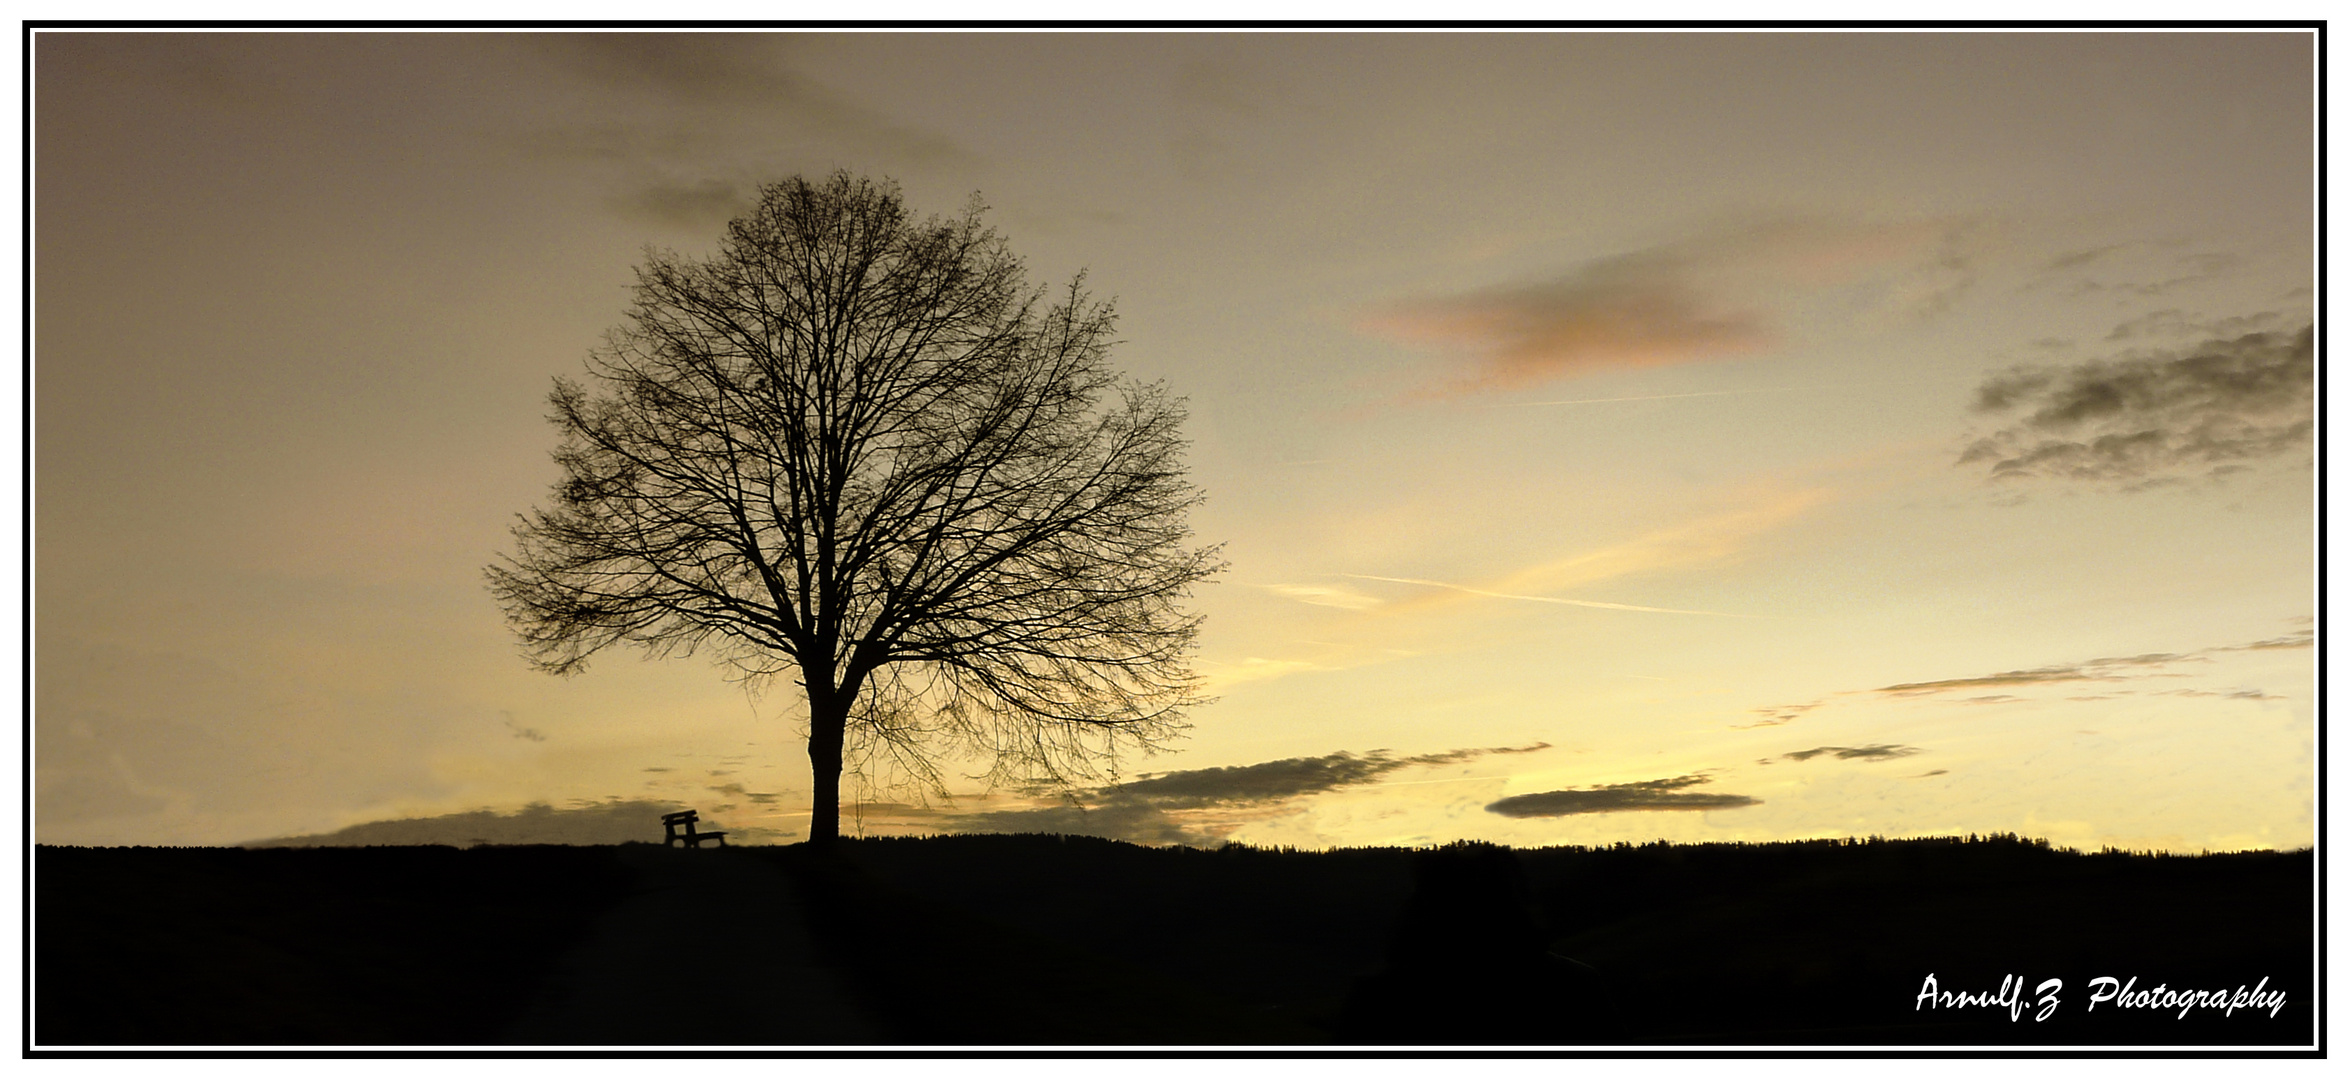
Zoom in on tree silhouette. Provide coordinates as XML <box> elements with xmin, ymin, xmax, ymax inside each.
<box><xmin>488</xmin><ymin>173</ymin><xmax>1220</xmax><ymax>844</ymax></box>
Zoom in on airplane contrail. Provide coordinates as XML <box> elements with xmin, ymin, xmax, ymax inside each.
<box><xmin>1343</xmin><ymin>574</ymin><xmax>1754</xmax><ymax>617</ymax></box>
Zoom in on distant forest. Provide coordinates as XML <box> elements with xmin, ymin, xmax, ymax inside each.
<box><xmin>35</xmin><ymin>833</ymin><xmax>2313</xmax><ymax>1047</ymax></box>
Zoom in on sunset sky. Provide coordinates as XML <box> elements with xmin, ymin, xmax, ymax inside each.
<box><xmin>34</xmin><ymin>31</ymin><xmax>2318</xmax><ymax>853</ymax></box>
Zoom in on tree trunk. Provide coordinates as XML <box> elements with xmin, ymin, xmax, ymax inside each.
<box><xmin>805</xmin><ymin>690</ymin><xmax>848</xmax><ymax>846</ymax></box>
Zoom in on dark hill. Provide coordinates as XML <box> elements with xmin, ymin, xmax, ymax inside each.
<box><xmin>32</xmin><ymin>834</ymin><xmax>2314</xmax><ymax>1047</ymax></box>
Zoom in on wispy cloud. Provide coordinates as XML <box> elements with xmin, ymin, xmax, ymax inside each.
<box><xmin>1259</xmin><ymin>582</ymin><xmax>1384</xmax><ymax>611</ymax></box>
<box><xmin>515</xmin><ymin>35</ymin><xmax>973</xmax><ymax>229</ymax></box>
<box><xmin>1959</xmin><ymin>324</ymin><xmax>2312</xmax><ymax>485</ymax></box>
<box><xmin>1876</xmin><ymin>652</ymin><xmax>2199</xmax><ymax>695</ymax></box>
<box><xmin>2221</xmin><ymin>631</ymin><xmax>2314</xmax><ymax>652</ymax></box>
<box><xmin>708</xmin><ymin>781</ymin><xmax>784</xmax><ymax>805</ymax></box>
<box><xmin>1778</xmin><ymin>744</ymin><xmax>1920</xmax><ymax>763</ymax></box>
<box><xmin>1485</xmin><ymin>774</ymin><xmax>1759</xmax><ymax>817</ymax></box>
<box><xmin>1197</xmin><ymin>656</ymin><xmax>1333</xmax><ymax>691</ymax></box>
<box><xmin>1485</xmin><ymin>485</ymin><xmax>1834</xmax><ymax>596</ymax></box>
<box><xmin>500</xmin><ymin>712</ymin><xmax>547</xmax><ymax>742</ymax></box>
<box><xmin>1329</xmin><ymin>484</ymin><xmax>1830</xmax><ymax>622</ymax></box>
<box><xmin>1343</xmin><ymin>574</ymin><xmax>1749</xmax><ymax>617</ymax></box>
<box><xmin>2103</xmin><ymin>309</ymin><xmax>2291</xmax><ymax>344</ymax></box>
<box><xmin>2025</xmin><ymin>242</ymin><xmax>2250</xmax><ymax>301</ymax></box>
<box><xmin>1730</xmin><ymin>700</ymin><xmax>1824</xmax><ymax>729</ymax></box>
<box><xmin>1363</xmin><ymin>217</ymin><xmax>1973</xmax><ymax>398</ymax></box>
<box><xmin>1872</xmin><ymin>631</ymin><xmax>2305</xmax><ymax>698</ymax></box>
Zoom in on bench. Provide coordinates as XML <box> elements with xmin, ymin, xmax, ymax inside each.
<box><xmin>662</xmin><ymin>809</ymin><xmax>728</xmax><ymax>848</ymax></box>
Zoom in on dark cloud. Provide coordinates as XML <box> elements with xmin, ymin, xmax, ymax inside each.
<box><xmin>1877</xmin><ymin>664</ymin><xmax>2105</xmax><ymax>694</ymax></box>
<box><xmin>519</xmin><ymin>35</ymin><xmax>972</xmax><ymax>231</ymax></box>
<box><xmin>536</xmin><ymin>34</ymin><xmax>816</xmax><ymax>104</ymax></box>
<box><xmin>1781</xmin><ymin>744</ymin><xmax>1920</xmax><ymax>763</ymax></box>
<box><xmin>1110</xmin><ymin>751</ymin><xmax>1404</xmax><ymax>807</ymax></box>
<box><xmin>1959</xmin><ymin>324</ymin><xmax>2312</xmax><ymax>484</ymax></box>
<box><xmin>1111</xmin><ymin>742</ymin><xmax>1551</xmax><ymax>809</ymax></box>
<box><xmin>2223</xmin><ymin>631</ymin><xmax>2313</xmax><ymax>651</ymax></box>
<box><xmin>1486</xmin><ymin>774</ymin><xmax>1759</xmax><ymax>818</ymax></box>
<box><xmin>1868</xmin><ymin>634</ymin><xmax>2317</xmax><ymax>698</ymax></box>
<box><xmin>500</xmin><ymin>714</ymin><xmax>547</xmax><ymax>742</ymax></box>
<box><xmin>242</xmin><ymin>798</ymin><xmax>795</xmax><ymax>847</ymax></box>
<box><xmin>913</xmin><ymin>742</ymin><xmax>1550</xmax><ymax>846</ymax></box>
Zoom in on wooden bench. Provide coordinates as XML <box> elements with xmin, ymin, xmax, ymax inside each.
<box><xmin>662</xmin><ymin>809</ymin><xmax>728</xmax><ymax>848</ymax></box>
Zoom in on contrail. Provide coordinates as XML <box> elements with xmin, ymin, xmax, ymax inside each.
<box><xmin>1491</xmin><ymin>387</ymin><xmax>1798</xmax><ymax>408</ymax></box>
<box><xmin>1344</xmin><ymin>574</ymin><xmax>1754</xmax><ymax>618</ymax></box>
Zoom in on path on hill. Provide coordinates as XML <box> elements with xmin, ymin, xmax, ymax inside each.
<box><xmin>499</xmin><ymin>845</ymin><xmax>882</xmax><ymax>1047</ymax></box>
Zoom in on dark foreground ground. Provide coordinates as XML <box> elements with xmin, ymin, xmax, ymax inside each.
<box><xmin>33</xmin><ymin>834</ymin><xmax>2315</xmax><ymax>1048</ymax></box>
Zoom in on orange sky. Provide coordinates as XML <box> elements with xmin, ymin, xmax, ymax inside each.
<box><xmin>32</xmin><ymin>30</ymin><xmax>2319</xmax><ymax>853</ymax></box>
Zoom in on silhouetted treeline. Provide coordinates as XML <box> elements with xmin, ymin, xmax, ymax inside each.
<box><xmin>34</xmin><ymin>834</ymin><xmax>2312</xmax><ymax>1046</ymax></box>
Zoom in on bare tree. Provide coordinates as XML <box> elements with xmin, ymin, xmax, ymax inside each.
<box><xmin>487</xmin><ymin>173</ymin><xmax>1221</xmax><ymax>844</ymax></box>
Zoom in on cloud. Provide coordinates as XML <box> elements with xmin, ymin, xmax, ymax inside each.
<box><xmin>535</xmin><ymin>34</ymin><xmax>819</xmax><ymax>105</ymax></box>
<box><xmin>1260</xmin><ymin>582</ymin><xmax>1383</xmax><ymax>611</ymax></box>
<box><xmin>1780</xmin><ymin>744</ymin><xmax>1920</xmax><ymax>763</ymax></box>
<box><xmin>2221</xmin><ymin>631</ymin><xmax>2314</xmax><ymax>652</ymax></box>
<box><xmin>1344</xmin><ymin>574</ymin><xmax>1749</xmax><ymax>618</ymax></box>
<box><xmin>1485</xmin><ymin>485</ymin><xmax>1835</xmax><ymax>596</ymax></box>
<box><xmin>1730</xmin><ymin>700</ymin><xmax>1823</xmax><ymax>729</ymax></box>
<box><xmin>1113</xmin><ymin>742</ymin><xmax>1549</xmax><ymax>809</ymax></box>
<box><xmin>2156</xmin><ymin>688</ymin><xmax>2284</xmax><ymax>701</ymax></box>
<box><xmin>1344</xmin><ymin>484</ymin><xmax>1829</xmax><ymax>621</ymax></box>
<box><xmin>516</xmin><ymin>35</ymin><xmax>973</xmax><ymax>229</ymax></box>
<box><xmin>2103</xmin><ymin>309</ymin><xmax>2289</xmax><ymax>343</ymax></box>
<box><xmin>1199</xmin><ymin>656</ymin><xmax>1333</xmax><ymax>690</ymax></box>
<box><xmin>1367</xmin><ymin>270</ymin><xmax>1773</xmax><ymax>394</ymax></box>
<box><xmin>932</xmin><ymin>742</ymin><xmax>1550</xmax><ymax>846</ymax></box>
<box><xmin>618</xmin><ymin>177</ymin><xmax>756</xmax><ymax>230</ymax></box>
<box><xmin>1876</xmin><ymin>652</ymin><xmax>2198</xmax><ymax>695</ymax></box>
<box><xmin>2072</xmin><ymin>253</ymin><xmax>2242</xmax><ymax>298</ymax></box>
<box><xmin>1958</xmin><ymin>324</ymin><xmax>2312</xmax><ymax>484</ymax></box>
<box><xmin>1110</xmin><ymin>751</ymin><xmax>1404</xmax><ymax>807</ymax></box>
<box><xmin>708</xmin><ymin>782</ymin><xmax>784</xmax><ymax>805</ymax></box>
<box><xmin>1364</xmin><ymin>217</ymin><xmax>1969</xmax><ymax>397</ymax></box>
<box><xmin>1485</xmin><ymin>774</ymin><xmax>1760</xmax><ymax>817</ymax></box>
<box><xmin>1870</xmin><ymin>630</ymin><xmax>2302</xmax><ymax>700</ymax></box>
<box><xmin>241</xmin><ymin>798</ymin><xmax>795</xmax><ymax>847</ymax></box>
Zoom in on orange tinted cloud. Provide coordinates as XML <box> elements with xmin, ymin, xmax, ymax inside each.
<box><xmin>1367</xmin><ymin>218</ymin><xmax>1968</xmax><ymax>397</ymax></box>
<box><xmin>1368</xmin><ymin>271</ymin><xmax>1773</xmax><ymax>395</ymax></box>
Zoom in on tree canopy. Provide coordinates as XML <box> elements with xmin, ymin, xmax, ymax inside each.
<box><xmin>487</xmin><ymin>173</ymin><xmax>1221</xmax><ymax>843</ymax></box>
